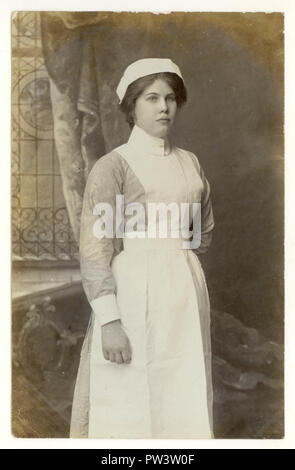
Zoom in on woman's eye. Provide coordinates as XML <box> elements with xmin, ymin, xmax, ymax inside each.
<box><xmin>148</xmin><ymin>96</ymin><xmax>158</xmax><ymax>102</ymax></box>
<box><xmin>167</xmin><ymin>96</ymin><xmax>176</xmax><ymax>102</ymax></box>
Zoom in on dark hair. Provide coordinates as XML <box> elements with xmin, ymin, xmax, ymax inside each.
<box><xmin>119</xmin><ymin>72</ymin><xmax>187</xmax><ymax>128</ymax></box>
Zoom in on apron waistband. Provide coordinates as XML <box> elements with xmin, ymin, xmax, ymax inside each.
<box><xmin>123</xmin><ymin>234</ymin><xmax>190</xmax><ymax>251</ymax></box>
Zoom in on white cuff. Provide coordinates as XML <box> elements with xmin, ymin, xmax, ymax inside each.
<box><xmin>90</xmin><ymin>294</ymin><xmax>121</xmax><ymax>326</ymax></box>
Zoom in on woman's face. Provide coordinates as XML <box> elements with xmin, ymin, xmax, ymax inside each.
<box><xmin>133</xmin><ymin>78</ymin><xmax>178</xmax><ymax>138</ymax></box>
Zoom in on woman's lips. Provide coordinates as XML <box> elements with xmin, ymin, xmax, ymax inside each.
<box><xmin>157</xmin><ymin>118</ymin><xmax>170</xmax><ymax>122</ymax></box>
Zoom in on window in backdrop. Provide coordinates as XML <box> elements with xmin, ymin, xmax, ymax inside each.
<box><xmin>12</xmin><ymin>12</ymin><xmax>79</xmax><ymax>261</ymax></box>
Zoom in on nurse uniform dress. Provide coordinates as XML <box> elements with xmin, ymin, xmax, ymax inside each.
<box><xmin>70</xmin><ymin>123</ymin><xmax>215</xmax><ymax>439</ymax></box>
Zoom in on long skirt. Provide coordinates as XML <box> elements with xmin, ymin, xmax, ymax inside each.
<box><xmin>70</xmin><ymin>237</ymin><xmax>214</xmax><ymax>439</ymax></box>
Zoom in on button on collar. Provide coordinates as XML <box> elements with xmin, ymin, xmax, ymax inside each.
<box><xmin>128</xmin><ymin>124</ymin><xmax>171</xmax><ymax>157</ymax></box>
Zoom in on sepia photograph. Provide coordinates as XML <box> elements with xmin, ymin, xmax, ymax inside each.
<box><xmin>11</xmin><ymin>9</ymin><xmax>284</xmax><ymax>440</ymax></box>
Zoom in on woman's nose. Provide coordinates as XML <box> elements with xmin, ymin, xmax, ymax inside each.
<box><xmin>159</xmin><ymin>98</ymin><xmax>168</xmax><ymax>112</ymax></box>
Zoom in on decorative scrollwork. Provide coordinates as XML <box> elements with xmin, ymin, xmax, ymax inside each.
<box><xmin>12</xmin><ymin>208</ymin><xmax>79</xmax><ymax>260</ymax></box>
<box><xmin>39</xmin><ymin>208</ymin><xmax>54</xmax><ymax>242</ymax></box>
<box><xmin>20</xmin><ymin>208</ymin><xmax>38</xmax><ymax>242</ymax></box>
<box><xmin>13</xmin><ymin>296</ymin><xmax>85</xmax><ymax>377</ymax></box>
<box><xmin>14</xmin><ymin>12</ymin><xmax>41</xmax><ymax>43</ymax></box>
<box><xmin>17</xmin><ymin>71</ymin><xmax>54</xmax><ymax>139</ymax></box>
<box><xmin>54</xmin><ymin>208</ymin><xmax>71</xmax><ymax>243</ymax></box>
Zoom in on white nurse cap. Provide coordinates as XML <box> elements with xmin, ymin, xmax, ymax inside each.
<box><xmin>116</xmin><ymin>58</ymin><xmax>184</xmax><ymax>103</ymax></box>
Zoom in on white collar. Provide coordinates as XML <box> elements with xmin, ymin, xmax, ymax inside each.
<box><xmin>127</xmin><ymin>124</ymin><xmax>172</xmax><ymax>157</ymax></box>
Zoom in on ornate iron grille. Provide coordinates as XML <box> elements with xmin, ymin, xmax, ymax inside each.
<box><xmin>11</xmin><ymin>12</ymin><xmax>79</xmax><ymax>261</ymax></box>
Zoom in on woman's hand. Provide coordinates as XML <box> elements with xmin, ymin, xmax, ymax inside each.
<box><xmin>101</xmin><ymin>320</ymin><xmax>132</xmax><ymax>364</ymax></box>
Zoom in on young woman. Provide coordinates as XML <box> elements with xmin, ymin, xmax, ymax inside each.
<box><xmin>70</xmin><ymin>58</ymin><xmax>215</xmax><ymax>439</ymax></box>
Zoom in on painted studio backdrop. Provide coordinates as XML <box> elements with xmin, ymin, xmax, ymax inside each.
<box><xmin>11</xmin><ymin>11</ymin><xmax>284</xmax><ymax>438</ymax></box>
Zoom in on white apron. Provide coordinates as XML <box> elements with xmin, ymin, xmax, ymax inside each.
<box><xmin>89</xmin><ymin>237</ymin><xmax>212</xmax><ymax>438</ymax></box>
